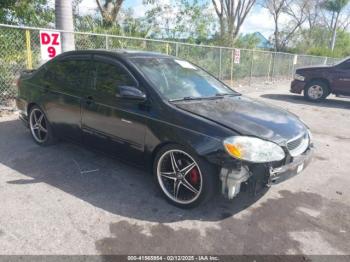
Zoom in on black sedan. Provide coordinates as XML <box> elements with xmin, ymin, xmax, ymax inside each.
<box><xmin>16</xmin><ymin>50</ymin><xmax>313</xmax><ymax>208</ymax></box>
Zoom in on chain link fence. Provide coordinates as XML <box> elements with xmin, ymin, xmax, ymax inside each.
<box><xmin>0</xmin><ymin>23</ymin><xmax>341</xmax><ymax>103</ymax></box>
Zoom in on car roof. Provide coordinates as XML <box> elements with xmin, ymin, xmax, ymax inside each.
<box><xmin>59</xmin><ymin>49</ymin><xmax>172</xmax><ymax>59</ymax></box>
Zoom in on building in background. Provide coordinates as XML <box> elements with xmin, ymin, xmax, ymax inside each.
<box><xmin>253</xmin><ymin>32</ymin><xmax>273</xmax><ymax>49</ymax></box>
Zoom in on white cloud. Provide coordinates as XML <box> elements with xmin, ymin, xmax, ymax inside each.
<box><xmin>207</xmin><ymin>4</ymin><xmax>277</xmax><ymax>38</ymax></box>
<box><xmin>240</xmin><ymin>8</ymin><xmax>273</xmax><ymax>38</ymax></box>
<box><xmin>241</xmin><ymin>8</ymin><xmax>274</xmax><ymax>38</ymax></box>
<box><xmin>77</xmin><ymin>0</ymin><xmax>98</xmax><ymax>15</ymax></box>
<box><xmin>241</xmin><ymin>7</ymin><xmax>293</xmax><ymax>38</ymax></box>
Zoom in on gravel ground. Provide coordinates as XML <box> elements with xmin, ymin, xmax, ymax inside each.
<box><xmin>0</xmin><ymin>84</ymin><xmax>349</xmax><ymax>256</ymax></box>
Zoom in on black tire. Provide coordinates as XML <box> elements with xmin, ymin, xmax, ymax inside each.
<box><xmin>28</xmin><ymin>105</ymin><xmax>56</xmax><ymax>146</ymax></box>
<box><xmin>153</xmin><ymin>144</ymin><xmax>218</xmax><ymax>208</ymax></box>
<box><xmin>304</xmin><ymin>81</ymin><xmax>330</xmax><ymax>102</ymax></box>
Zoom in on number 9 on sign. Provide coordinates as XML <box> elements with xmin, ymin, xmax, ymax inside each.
<box><xmin>47</xmin><ymin>46</ymin><xmax>56</xmax><ymax>58</ymax></box>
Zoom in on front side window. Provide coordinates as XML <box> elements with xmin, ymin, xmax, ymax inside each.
<box><xmin>94</xmin><ymin>60</ymin><xmax>136</xmax><ymax>95</ymax></box>
<box><xmin>130</xmin><ymin>57</ymin><xmax>237</xmax><ymax>101</ymax></box>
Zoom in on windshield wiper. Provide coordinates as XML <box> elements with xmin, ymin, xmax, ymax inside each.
<box><xmin>169</xmin><ymin>93</ymin><xmax>241</xmax><ymax>102</ymax></box>
<box><xmin>169</xmin><ymin>96</ymin><xmax>203</xmax><ymax>102</ymax></box>
<box><xmin>215</xmin><ymin>93</ymin><xmax>241</xmax><ymax>97</ymax></box>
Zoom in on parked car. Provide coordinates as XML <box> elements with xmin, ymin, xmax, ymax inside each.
<box><xmin>16</xmin><ymin>50</ymin><xmax>313</xmax><ymax>208</ymax></box>
<box><xmin>291</xmin><ymin>57</ymin><xmax>350</xmax><ymax>102</ymax></box>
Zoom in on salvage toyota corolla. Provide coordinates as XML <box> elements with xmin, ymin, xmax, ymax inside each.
<box><xmin>16</xmin><ymin>50</ymin><xmax>313</xmax><ymax>208</ymax></box>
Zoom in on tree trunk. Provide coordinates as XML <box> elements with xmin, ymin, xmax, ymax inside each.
<box><xmin>227</xmin><ymin>19</ymin><xmax>235</xmax><ymax>46</ymax></box>
<box><xmin>219</xmin><ymin>18</ymin><xmax>225</xmax><ymax>41</ymax></box>
<box><xmin>55</xmin><ymin>0</ymin><xmax>75</xmax><ymax>51</ymax></box>
<box><xmin>330</xmin><ymin>29</ymin><xmax>337</xmax><ymax>51</ymax></box>
<box><xmin>274</xmin><ymin>18</ymin><xmax>279</xmax><ymax>51</ymax></box>
<box><xmin>330</xmin><ymin>12</ymin><xmax>340</xmax><ymax>51</ymax></box>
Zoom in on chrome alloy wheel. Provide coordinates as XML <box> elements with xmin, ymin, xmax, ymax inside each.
<box><xmin>308</xmin><ymin>85</ymin><xmax>324</xmax><ymax>100</ymax></box>
<box><xmin>29</xmin><ymin>108</ymin><xmax>48</xmax><ymax>143</ymax></box>
<box><xmin>157</xmin><ymin>149</ymin><xmax>203</xmax><ymax>205</ymax></box>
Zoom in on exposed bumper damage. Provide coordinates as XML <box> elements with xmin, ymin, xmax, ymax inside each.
<box><xmin>220</xmin><ymin>147</ymin><xmax>313</xmax><ymax>200</ymax></box>
<box><xmin>220</xmin><ymin>166</ymin><xmax>250</xmax><ymax>199</ymax></box>
<box><xmin>268</xmin><ymin>148</ymin><xmax>313</xmax><ymax>185</ymax></box>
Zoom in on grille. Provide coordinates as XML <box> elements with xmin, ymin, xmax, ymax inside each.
<box><xmin>287</xmin><ymin>135</ymin><xmax>304</xmax><ymax>151</ymax></box>
<box><xmin>287</xmin><ymin>133</ymin><xmax>309</xmax><ymax>157</ymax></box>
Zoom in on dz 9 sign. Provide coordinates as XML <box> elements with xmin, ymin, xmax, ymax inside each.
<box><xmin>40</xmin><ymin>30</ymin><xmax>62</xmax><ymax>61</ymax></box>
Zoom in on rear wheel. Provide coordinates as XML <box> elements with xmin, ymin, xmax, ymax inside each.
<box><xmin>304</xmin><ymin>81</ymin><xmax>329</xmax><ymax>102</ymax></box>
<box><xmin>154</xmin><ymin>144</ymin><xmax>218</xmax><ymax>208</ymax></box>
<box><xmin>29</xmin><ymin>106</ymin><xmax>56</xmax><ymax>146</ymax></box>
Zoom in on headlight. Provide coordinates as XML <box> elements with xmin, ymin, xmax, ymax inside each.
<box><xmin>223</xmin><ymin>136</ymin><xmax>285</xmax><ymax>163</ymax></box>
<box><xmin>294</xmin><ymin>74</ymin><xmax>305</xmax><ymax>81</ymax></box>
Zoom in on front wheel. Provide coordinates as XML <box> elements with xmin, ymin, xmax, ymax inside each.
<box><xmin>304</xmin><ymin>81</ymin><xmax>329</xmax><ymax>102</ymax></box>
<box><xmin>29</xmin><ymin>106</ymin><xmax>56</xmax><ymax>146</ymax></box>
<box><xmin>154</xmin><ymin>144</ymin><xmax>218</xmax><ymax>208</ymax></box>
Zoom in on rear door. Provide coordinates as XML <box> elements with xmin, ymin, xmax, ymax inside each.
<box><xmin>41</xmin><ymin>55</ymin><xmax>92</xmax><ymax>142</ymax></box>
<box><xmin>81</xmin><ymin>55</ymin><xmax>147</xmax><ymax>165</ymax></box>
<box><xmin>332</xmin><ymin>60</ymin><xmax>350</xmax><ymax>95</ymax></box>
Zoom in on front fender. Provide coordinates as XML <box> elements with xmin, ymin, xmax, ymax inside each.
<box><xmin>144</xmin><ymin>117</ymin><xmax>240</xmax><ymax>169</ymax></box>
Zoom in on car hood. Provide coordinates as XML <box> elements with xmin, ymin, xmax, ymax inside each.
<box><xmin>175</xmin><ymin>96</ymin><xmax>307</xmax><ymax>144</ymax></box>
<box><xmin>296</xmin><ymin>65</ymin><xmax>331</xmax><ymax>71</ymax></box>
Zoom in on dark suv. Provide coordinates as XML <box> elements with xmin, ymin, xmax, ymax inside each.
<box><xmin>291</xmin><ymin>57</ymin><xmax>350</xmax><ymax>102</ymax></box>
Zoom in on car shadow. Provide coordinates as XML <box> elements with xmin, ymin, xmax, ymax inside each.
<box><xmin>260</xmin><ymin>94</ymin><xmax>350</xmax><ymax>110</ymax></box>
<box><xmin>0</xmin><ymin>118</ymin><xmax>267</xmax><ymax>223</ymax></box>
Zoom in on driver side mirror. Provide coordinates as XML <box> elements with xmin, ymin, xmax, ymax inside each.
<box><xmin>116</xmin><ymin>85</ymin><xmax>146</xmax><ymax>101</ymax></box>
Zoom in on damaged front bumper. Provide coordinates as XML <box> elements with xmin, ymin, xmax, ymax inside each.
<box><xmin>268</xmin><ymin>148</ymin><xmax>313</xmax><ymax>185</ymax></box>
<box><xmin>220</xmin><ymin>148</ymin><xmax>313</xmax><ymax>199</ymax></box>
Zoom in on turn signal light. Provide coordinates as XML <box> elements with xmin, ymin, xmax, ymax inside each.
<box><xmin>224</xmin><ymin>143</ymin><xmax>242</xmax><ymax>159</ymax></box>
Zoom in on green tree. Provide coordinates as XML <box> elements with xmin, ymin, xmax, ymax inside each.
<box><xmin>312</xmin><ymin>30</ymin><xmax>350</xmax><ymax>57</ymax></box>
<box><xmin>121</xmin><ymin>8</ymin><xmax>154</xmax><ymax>38</ymax></box>
<box><xmin>95</xmin><ymin>0</ymin><xmax>124</xmax><ymax>27</ymax></box>
<box><xmin>0</xmin><ymin>0</ymin><xmax>54</xmax><ymax>26</ymax></box>
<box><xmin>293</xmin><ymin>26</ymin><xmax>350</xmax><ymax>57</ymax></box>
<box><xmin>263</xmin><ymin>0</ymin><xmax>309</xmax><ymax>52</ymax></box>
<box><xmin>212</xmin><ymin>0</ymin><xmax>256</xmax><ymax>46</ymax></box>
<box><xmin>321</xmin><ymin>0</ymin><xmax>350</xmax><ymax>50</ymax></box>
<box><xmin>141</xmin><ymin>0</ymin><xmax>214</xmax><ymax>43</ymax></box>
<box><xmin>173</xmin><ymin>0</ymin><xmax>215</xmax><ymax>43</ymax></box>
<box><xmin>235</xmin><ymin>33</ymin><xmax>260</xmax><ymax>49</ymax></box>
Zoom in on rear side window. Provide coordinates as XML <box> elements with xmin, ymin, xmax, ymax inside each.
<box><xmin>45</xmin><ymin>58</ymin><xmax>91</xmax><ymax>90</ymax></box>
<box><xmin>93</xmin><ymin>60</ymin><xmax>137</xmax><ymax>95</ymax></box>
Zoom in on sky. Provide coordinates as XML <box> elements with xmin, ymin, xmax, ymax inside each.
<box><xmin>78</xmin><ymin>0</ymin><xmax>277</xmax><ymax>38</ymax></box>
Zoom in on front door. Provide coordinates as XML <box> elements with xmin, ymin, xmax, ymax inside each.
<box><xmin>81</xmin><ymin>55</ymin><xmax>147</xmax><ymax>165</ymax></box>
<box><xmin>333</xmin><ymin>60</ymin><xmax>350</xmax><ymax>96</ymax></box>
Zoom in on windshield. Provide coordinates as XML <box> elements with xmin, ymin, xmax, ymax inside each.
<box><xmin>334</xmin><ymin>57</ymin><xmax>350</xmax><ymax>66</ymax></box>
<box><xmin>130</xmin><ymin>57</ymin><xmax>238</xmax><ymax>101</ymax></box>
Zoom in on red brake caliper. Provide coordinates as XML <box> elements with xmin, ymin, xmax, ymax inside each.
<box><xmin>189</xmin><ymin>167</ymin><xmax>200</xmax><ymax>185</ymax></box>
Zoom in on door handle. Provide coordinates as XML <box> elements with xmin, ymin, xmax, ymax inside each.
<box><xmin>85</xmin><ymin>96</ymin><xmax>94</xmax><ymax>105</ymax></box>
